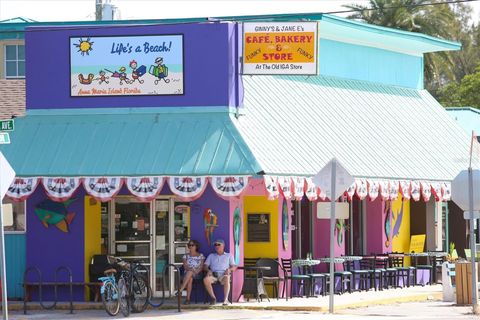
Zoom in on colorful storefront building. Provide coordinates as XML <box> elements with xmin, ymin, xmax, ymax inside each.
<box><xmin>0</xmin><ymin>14</ymin><xmax>472</xmax><ymax>301</ymax></box>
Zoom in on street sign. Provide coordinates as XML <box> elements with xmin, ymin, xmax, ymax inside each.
<box><xmin>464</xmin><ymin>211</ymin><xmax>480</xmax><ymax>220</ymax></box>
<box><xmin>0</xmin><ymin>133</ymin><xmax>10</xmax><ymax>145</ymax></box>
<box><xmin>312</xmin><ymin>158</ymin><xmax>354</xmax><ymax>200</ymax></box>
<box><xmin>317</xmin><ymin>202</ymin><xmax>349</xmax><ymax>219</ymax></box>
<box><xmin>0</xmin><ymin>119</ymin><xmax>14</xmax><ymax>132</ymax></box>
<box><xmin>451</xmin><ymin>169</ymin><xmax>480</xmax><ymax>211</ymax></box>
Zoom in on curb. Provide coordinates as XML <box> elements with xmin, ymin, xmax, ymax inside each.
<box><xmin>6</xmin><ymin>292</ymin><xmax>443</xmax><ymax>313</ymax></box>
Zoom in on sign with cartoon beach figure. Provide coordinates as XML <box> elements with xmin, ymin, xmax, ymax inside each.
<box><xmin>70</xmin><ymin>35</ymin><xmax>184</xmax><ymax>96</ymax></box>
<box><xmin>243</xmin><ymin>22</ymin><xmax>318</xmax><ymax>75</ymax></box>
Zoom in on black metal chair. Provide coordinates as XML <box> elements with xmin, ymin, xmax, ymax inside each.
<box><xmin>374</xmin><ymin>255</ymin><xmax>398</xmax><ymax>289</ymax></box>
<box><xmin>255</xmin><ymin>258</ymin><xmax>287</xmax><ymax>300</ymax></box>
<box><xmin>304</xmin><ymin>264</ymin><xmax>327</xmax><ymax>297</ymax></box>
<box><xmin>343</xmin><ymin>259</ymin><xmax>370</xmax><ymax>292</ymax></box>
<box><xmin>412</xmin><ymin>254</ymin><xmax>433</xmax><ymax>286</ymax></box>
<box><xmin>389</xmin><ymin>253</ymin><xmax>415</xmax><ymax>288</ymax></box>
<box><xmin>324</xmin><ymin>259</ymin><xmax>352</xmax><ymax>294</ymax></box>
<box><xmin>280</xmin><ymin>258</ymin><xmax>311</xmax><ymax>298</ymax></box>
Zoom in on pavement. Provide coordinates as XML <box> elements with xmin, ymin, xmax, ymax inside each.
<box><xmin>3</xmin><ymin>284</ymin><xmax>476</xmax><ymax>319</ymax></box>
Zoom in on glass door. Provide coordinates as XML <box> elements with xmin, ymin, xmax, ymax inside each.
<box><xmin>153</xmin><ymin>199</ymin><xmax>170</xmax><ymax>296</ymax></box>
<box><xmin>112</xmin><ymin>197</ymin><xmax>151</xmax><ymax>270</ymax></box>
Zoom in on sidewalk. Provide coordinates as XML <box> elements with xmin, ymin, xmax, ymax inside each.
<box><xmin>9</xmin><ymin>284</ymin><xmax>443</xmax><ymax>313</ymax></box>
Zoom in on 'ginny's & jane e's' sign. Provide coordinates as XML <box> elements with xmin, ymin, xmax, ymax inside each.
<box><xmin>243</xmin><ymin>22</ymin><xmax>318</xmax><ymax>75</ymax></box>
<box><xmin>70</xmin><ymin>35</ymin><xmax>184</xmax><ymax>97</ymax></box>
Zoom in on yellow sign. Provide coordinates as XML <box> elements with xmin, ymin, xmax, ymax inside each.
<box><xmin>409</xmin><ymin>234</ymin><xmax>426</xmax><ymax>253</ymax></box>
<box><xmin>243</xmin><ymin>22</ymin><xmax>318</xmax><ymax>75</ymax></box>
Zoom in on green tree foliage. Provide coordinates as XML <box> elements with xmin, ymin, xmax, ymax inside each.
<box><xmin>438</xmin><ymin>67</ymin><xmax>480</xmax><ymax>108</ymax></box>
<box><xmin>345</xmin><ymin>0</ymin><xmax>480</xmax><ymax>103</ymax></box>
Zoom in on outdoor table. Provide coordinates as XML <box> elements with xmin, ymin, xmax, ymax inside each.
<box><xmin>342</xmin><ymin>256</ymin><xmax>363</xmax><ymax>261</ymax></box>
<box><xmin>319</xmin><ymin>257</ymin><xmax>345</xmax><ymax>264</ymax></box>
<box><xmin>292</xmin><ymin>259</ymin><xmax>321</xmax><ymax>267</ymax></box>
<box><xmin>406</xmin><ymin>253</ymin><xmax>432</xmax><ymax>285</ymax></box>
<box><xmin>238</xmin><ymin>266</ymin><xmax>271</xmax><ymax>302</ymax></box>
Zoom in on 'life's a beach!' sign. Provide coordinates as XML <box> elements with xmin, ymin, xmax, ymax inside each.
<box><xmin>243</xmin><ymin>22</ymin><xmax>318</xmax><ymax>75</ymax></box>
<box><xmin>70</xmin><ymin>35</ymin><xmax>184</xmax><ymax>97</ymax></box>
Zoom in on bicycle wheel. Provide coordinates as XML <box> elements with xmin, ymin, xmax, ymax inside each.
<box><xmin>118</xmin><ymin>277</ymin><xmax>131</xmax><ymax>317</ymax></box>
<box><xmin>101</xmin><ymin>281</ymin><xmax>120</xmax><ymax>316</ymax></box>
<box><xmin>131</xmin><ymin>274</ymin><xmax>151</xmax><ymax>313</ymax></box>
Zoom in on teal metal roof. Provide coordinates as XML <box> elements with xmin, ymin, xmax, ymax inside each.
<box><xmin>446</xmin><ymin>107</ymin><xmax>480</xmax><ymax>135</ymax></box>
<box><xmin>0</xmin><ymin>13</ymin><xmax>460</xmax><ymax>54</ymax></box>
<box><xmin>234</xmin><ymin>75</ymin><xmax>473</xmax><ymax>182</ymax></box>
<box><xmin>0</xmin><ymin>108</ymin><xmax>261</xmax><ymax>176</ymax></box>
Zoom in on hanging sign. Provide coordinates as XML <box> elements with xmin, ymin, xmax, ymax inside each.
<box><xmin>420</xmin><ymin>181</ymin><xmax>431</xmax><ymax>202</ymax></box>
<box><xmin>389</xmin><ymin>180</ymin><xmax>399</xmax><ymax>201</ymax></box>
<box><xmin>126</xmin><ymin>176</ymin><xmax>164</xmax><ymax>201</ymax></box>
<box><xmin>243</xmin><ymin>22</ymin><xmax>318</xmax><ymax>75</ymax></box>
<box><xmin>399</xmin><ymin>180</ymin><xmax>411</xmax><ymax>200</ymax></box>
<box><xmin>430</xmin><ymin>182</ymin><xmax>442</xmax><ymax>202</ymax></box>
<box><xmin>379</xmin><ymin>180</ymin><xmax>390</xmax><ymax>201</ymax></box>
<box><xmin>346</xmin><ymin>182</ymin><xmax>356</xmax><ymax>201</ymax></box>
<box><xmin>355</xmin><ymin>179</ymin><xmax>368</xmax><ymax>200</ymax></box>
<box><xmin>411</xmin><ymin>181</ymin><xmax>421</xmax><ymax>201</ymax></box>
<box><xmin>211</xmin><ymin>176</ymin><xmax>248</xmax><ymax>197</ymax></box>
<box><xmin>70</xmin><ymin>35</ymin><xmax>184</xmax><ymax>96</ymax></box>
<box><xmin>7</xmin><ymin>177</ymin><xmax>40</xmax><ymax>201</ymax></box>
<box><xmin>292</xmin><ymin>176</ymin><xmax>305</xmax><ymax>200</ymax></box>
<box><xmin>43</xmin><ymin>177</ymin><xmax>82</xmax><ymax>202</ymax></box>
<box><xmin>367</xmin><ymin>180</ymin><xmax>379</xmax><ymax>201</ymax></box>
<box><xmin>169</xmin><ymin>176</ymin><xmax>207</xmax><ymax>199</ymax></box>
<box><xmin>264</xmin><ymin>175</ymin><xmax>279</xmax><ymax>200</ymax></box>
<box><xmin>441</xmin><ymin>182</ymin><xmax>451</xmax><ymax>201</ymax></box>
<box><xmin>304</xmin><ymin>177</ymin><xmax>317</xmax><ymax>201</ymax></box>
<box><xmin>278</xmin><ymin>176</ymin><xmax>292</xmax><ymax>200</ymax></box>
<box><xmin>84</xmin><ymin>177</ymin><xmax>123</xmax><ymax>201</ymax></box>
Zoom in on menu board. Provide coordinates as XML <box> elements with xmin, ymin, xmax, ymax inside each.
<box><xmin>247</xmin><ymin>213</ymin><xmax>270</xmax><ymax>242</ymax></box>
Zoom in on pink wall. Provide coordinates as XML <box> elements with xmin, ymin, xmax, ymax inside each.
<box><xmin>229</xmin><ymin>195</ymin><xmax>244</xmax><ymax>302</ymax></box>
<box><xmin>366</xmin><ymin>197</ymin><xmax>389</xmax><ymax>254</ymax></box>
<box><xmin>313</xmin><ymin>200</ymin><xmax>345</xmax><ymax>271</ymax></box>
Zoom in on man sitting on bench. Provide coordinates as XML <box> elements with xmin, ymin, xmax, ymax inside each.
<box><xmin>203</xmin><ymin>239</ymin><xmax>237</xmax><ymax>305</ymax></box>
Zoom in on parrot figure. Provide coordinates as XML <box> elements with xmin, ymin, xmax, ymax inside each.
<box><xmin>203</xmin><ymin>208</ymin><xmax>218</xmax><ymax>246</ymax></box>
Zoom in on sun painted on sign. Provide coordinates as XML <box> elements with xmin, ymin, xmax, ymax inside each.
<box><xmin>34</xmin><ymin>198</ymin><xmax>76</xmax><ymax>233</ymax></box>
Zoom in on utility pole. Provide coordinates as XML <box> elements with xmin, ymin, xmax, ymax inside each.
<box><xmin>95</xmin><ymin>0</ymin><xmax>103</xmax><ymax>21</ymax></box>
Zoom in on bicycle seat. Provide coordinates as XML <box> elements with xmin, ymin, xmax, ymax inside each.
<box><xmin>104</xmin><ymin>268</ymin><xmax>117</xmax><ymax>275</ymax></box>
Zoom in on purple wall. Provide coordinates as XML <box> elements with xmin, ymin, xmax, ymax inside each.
<box><xmin>26</xmin><ymin>186</ymin><xmax>86</xmax><ymax>300</ymax></box>
<box><xmin>26</xmin><ymin>22</ymin><xmax>238</xmax><ymax>109</ymax></box>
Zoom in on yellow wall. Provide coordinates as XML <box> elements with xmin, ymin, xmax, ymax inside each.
<box><xmin>0</xmin><ymin>40</ymin><xmax>24</xmax><ymax>78</ymax></box>
<box><xmin>244</xmin><ymin>196</ymin><xmax>278</xmax><ymax>259</ymax></box>
<box><xmin>84</xmin><ymin>196</ymin><xmax>102</xmax><ymax>299</ymax></box>
<box><xmin>391</xmin><ymin>195</ymin><xmax>411</xmax><ymax>265</ymax></box>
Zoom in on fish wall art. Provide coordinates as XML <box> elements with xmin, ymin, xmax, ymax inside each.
<box><xmin>34</xmin><ymin>199</ymin><xmax>76</xmax><ymax>233</ymax></box>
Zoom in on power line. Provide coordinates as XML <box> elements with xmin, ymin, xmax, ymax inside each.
<box><xmin>324</xmin><ymin>0</ymin><xmax>480</xmax><ymax>15</ymax></box>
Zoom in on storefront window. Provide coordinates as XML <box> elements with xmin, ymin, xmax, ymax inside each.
<box><xmin>2</xmin><ymin>199</ymin><xmax>26</xmax><ymax>232</ymax></box>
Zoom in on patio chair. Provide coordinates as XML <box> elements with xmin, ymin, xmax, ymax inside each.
<box><xmin>280</xmin><ymin>258</ymin><xmax>311</xmax><ymax>298</ymax></box>
<box><xmin>411</xmin><ymin>254</ymin><xmax>433</xmax><ymax>286</ymax></box>
<box><xmin>430</xmin><ymin>251</ymin><xmax>447</xmax><ymax>284</ymax></box>
<box><xmin>361</xmin><ymin>257</ymin><xmax>383</xmax><ymax>291</ymax></box>
<box><xmin>255</xmin><ymin>258</ymin><xmax>287</xmax><ymax>300</ymax></box>
<box><xmin>343</xmin><ymin>259</ymin><xmax>370</xmax><ymax>292</ymax></box>
<box><xmin>389</xmin><ymin>253</ymin><xmax>414</xmax><ymax>288</ymax></box>
<box><xmin>374</xmin><ymin>254</ymin><xmax>398</xmax><ymax>289</ymax></box>
<box><xmin>324</xmin><ymin>258</ymin><xmax>352</xmax><ymax>294</ymax></box>
<box><xmin>304</xmin><ymin>264</ymin><xmax>327</xmax><ymax>297</ymax></box>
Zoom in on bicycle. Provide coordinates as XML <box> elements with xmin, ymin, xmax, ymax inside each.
<box><xmin>124</xmin><ymin>261</ymin><xmax>151</xmax><ymax>314</ymax></box>
<box><xmin>98</xmin><ymin>272</ymin><xmax>120</xmax><ymax>316</ymax></box>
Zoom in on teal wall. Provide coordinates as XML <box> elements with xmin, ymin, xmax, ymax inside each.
<box><xmin>5</xmin><ymin>233</ymin><xmax>26</xmax><ymax>299</ymax></box>
<box><xmin>319</xmin><ymin>39</ymin><xmax>424</xmax><ymax>89</ymax></box>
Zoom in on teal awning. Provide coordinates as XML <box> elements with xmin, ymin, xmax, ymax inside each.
<box><xmin>1</xmin><ymin>107</ymin><xmax>261</xmax><ymax>177</ymax></box>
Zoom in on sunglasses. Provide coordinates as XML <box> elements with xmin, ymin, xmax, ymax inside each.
<box><xmin>187</xmin><ymin>244</ymin><xmax>195</xmax><ymax>247</ymax></box>
<box><xmin>214</xmin><ymin>243</ymin><xmax>222</xmax><ymax>246</ymax></box>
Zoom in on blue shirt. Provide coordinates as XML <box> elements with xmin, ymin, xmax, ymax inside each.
<box><xmin>205</xmin><ymin>252</ymin><xmax>235</xmax><ymax>275</ymax></box>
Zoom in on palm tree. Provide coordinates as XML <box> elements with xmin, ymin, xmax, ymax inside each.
<box><xmin>344</xmin><ymin>0</ymin><xmax>457</xmax><ymax>89</ymax></box>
